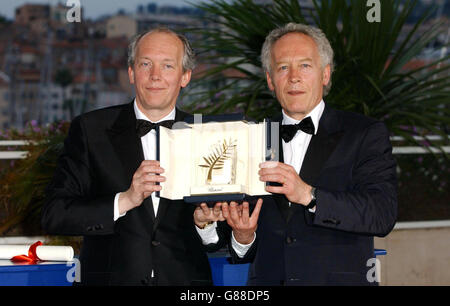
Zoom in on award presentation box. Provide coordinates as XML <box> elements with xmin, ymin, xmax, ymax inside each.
<box><xmin>158</xmin><ymin>114</ymin><xmax>279</xmax><ymax>204</ymax></box>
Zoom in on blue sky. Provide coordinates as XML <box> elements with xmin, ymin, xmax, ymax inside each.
<box><xmin>0</xmin><ymin>0</ymin><xmax>203</xmax><ymax>20</ymax></box>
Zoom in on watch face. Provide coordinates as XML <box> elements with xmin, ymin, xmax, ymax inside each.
<box><xmin>311</xmin><ymin>187</ymin><xmax>316</xmax><ymax>200</ymax></box>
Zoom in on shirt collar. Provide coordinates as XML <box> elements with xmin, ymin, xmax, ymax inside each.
<box><xmin>133</xmin><ymin>99</ymin><xmax>176</xmax><ymax>123</ymax></box>
<box><xmin>282</xmin><ymin>100</ymin><xmax>325</xmax><ymax>135</ymax></box>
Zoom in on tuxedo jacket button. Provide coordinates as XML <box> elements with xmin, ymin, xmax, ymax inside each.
<box><xmin>95</xmin><ymin>224</ymin><xmax>103</xmax><ymax>230</ymax></box>
<box><xmin>151</xmin><ymin>240</ymin><xmax>160</xmax><ymax>246</ymax></box>
<box><xmin>286</xmin><ymin>237</ymin><xmax>295</xmax><ymax>244</ymax></box>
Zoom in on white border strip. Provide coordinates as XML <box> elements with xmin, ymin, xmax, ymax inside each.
<box><xmin>0</xmin><ymin>141</ymin><xmax>31</xmax><ymax>146</ymax></box>
<box><xmin>391</xmin><ymin>135</ymin><xmax>449</xmax><ymax>141</ymax></box>
<box><xmin>0</xmin><ymin>236</ymin><xmax>48</xmax><ymax>245</ymax></box>
<box><xmin>0</xmin><ymin>152</ymin><xmax>28</xmax><ymax>159</ymax></box>
<box><xmin>393</xmin><ymin>146</ymin><xmax>450</xmax><ymax>154</ymax></box>
<box><xmin>394</xmin><ymin>220</ymin><xmax>450</xmax><ymax>230</ymax></box>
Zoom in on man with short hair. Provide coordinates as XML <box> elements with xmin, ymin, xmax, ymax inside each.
<box><xmin>224</xmin><ymin>23</ymin><xmax>397</xmax><ymax>286</ymax></box>
<box><xmin>42</xmin><ymin>27</ymin><xmax>227</xmax><ymax>286</ymax></box>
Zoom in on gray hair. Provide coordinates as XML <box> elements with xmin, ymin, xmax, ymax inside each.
<box><xmin>261</xmin><ymin>23</ymin><xmax>334</xmax><ymax>95</ymax></box>
<box><xmin>127</xmin><ymin>27</ymin><xmax>195</xmax><ymax>72</ymax></box>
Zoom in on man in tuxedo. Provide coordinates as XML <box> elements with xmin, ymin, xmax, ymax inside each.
<box><xmin>223</xmin><ymin>23</ymin><xmax>397</xmax><ymax>285</ymax></box>
<box><xmin>42</xmin><ymin>27</ymin><xmax>228</xmax><ymax>285</ymax></box>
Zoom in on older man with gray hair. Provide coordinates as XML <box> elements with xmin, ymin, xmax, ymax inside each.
<box><xmin>223</xmin><ymin>23</ymin><xmax>397</xmax><ymax>286</ymax></box>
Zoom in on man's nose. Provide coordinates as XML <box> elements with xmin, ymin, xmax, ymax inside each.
<box><xmin>149</xmin><ymin>66</ymin><xmax>161</xmax><ymax>81</ymax></box>
<box><xmin>289</xmin><ymin>68</ymin><xmax>301</xmax><ymax>83</ymax></box>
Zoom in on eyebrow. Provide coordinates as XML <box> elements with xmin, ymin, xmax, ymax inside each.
<box><xmin>138</xmin><ymin>57</ymin><xmax>176</xmax><ymax>62</ymax></box>
<box><xmin>276</xmin><ymin>57</ymin><xmax>313</xmax><ymax>64</ymax></box>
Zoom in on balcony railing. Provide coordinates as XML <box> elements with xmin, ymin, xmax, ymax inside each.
<box><xmin>0</xmin><ymin>140</ymin><xmax>29</xmax><ymax>159</ymax></box>
<box><xmin>1</xmin><ymin>136</ymin><xmax>449</xmax><ymax>159</ymax></box>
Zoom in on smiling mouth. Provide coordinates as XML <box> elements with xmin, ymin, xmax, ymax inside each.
<box><xmin>287</xmin><ymin>90</ymin><xmax>305</xmax><ymax>95</ymax></box>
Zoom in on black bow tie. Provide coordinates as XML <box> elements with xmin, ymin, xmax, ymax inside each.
<box><xmin>136</xmin><ymin>119</ymin><xmax>175</xmax><ymax>137</ymax></box>
<box><xmin>280</xmin><ymin>116</ymin><xmax>315</xmax><ymax>142</ymax></box>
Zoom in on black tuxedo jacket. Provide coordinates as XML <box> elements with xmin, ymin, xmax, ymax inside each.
<box><xmin>42</xmin><ymin>102</ymin><xmax>228</xmax><ymax>286</ymax></box>
<box><xmin>231</xmin><ymin>104</ymin><xmax>397</xmax><ymax>286</ymax></box>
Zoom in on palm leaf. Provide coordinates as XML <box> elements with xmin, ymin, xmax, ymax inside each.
<box><xmin>182</xmin><ymin>0</ymin><xmax>449</xmax><ymax>151</ymax></box>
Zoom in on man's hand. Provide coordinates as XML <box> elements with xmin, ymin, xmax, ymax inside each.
<box><xmin>118</xmin><ymin>160</ymin><xmax>165</xmax><ymax>214</ymax></box>
<box><xmin>222</xmin><ymin>199</ymin><xmax>263</xmax><ymax>244</ymax></box>
<box><xmin>194</xmin><ymin>202</ymin><xmax>225</xmax><ymax>229</ymax></box>
<box><xmin>259</xmin><ymin>161</ymin><xmax>312</xmax><ymax>205</ymax></box>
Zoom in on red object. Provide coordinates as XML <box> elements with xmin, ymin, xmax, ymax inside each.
<box><xmin>10</xmin><ymin>241</ymin><xmax>43</xmax><ymax>263</ymax></box>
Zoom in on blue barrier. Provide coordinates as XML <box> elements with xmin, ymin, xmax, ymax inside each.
<box><xmin>208</xmin><ymin>249</ymin><xmax>388</xmax><ymax>286</ymax></box>
<box><xmin>0</xmin><ymin>249</ymin><xmax>387</xmax><ymax>286</ymax></box>
<box><xmin>208</xmin><ymin>257</ymin><xmax>250</xmax><ymax>286</ymax></box>
<box><xmin>0</xmin><ymin>260</ymin><xmax>74</xmax><ymax>286</ymax></box>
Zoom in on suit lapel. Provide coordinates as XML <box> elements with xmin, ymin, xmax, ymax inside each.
<box><xmin>285</xmin><ymin>106</ymin><xmax>344</xmax><ymax>223</ymax></box>
<box><xmin>273</xmin><ymin>105</ymin><xmax>345</xmax><ymax>224</ymax></box>
<box><xmin>107</xmin><ymin>102</ymin><xmax>156</xmax><ymax>224</ymax></box>
<box><xmin>300</xmin><ymin>104</ymin><xmax>344</xmax><ymax>186</ymax></box>
<box><xmin>107</xmin><ymin>102</ymin><xmax>144</xmax><ymax>180</ymax></box>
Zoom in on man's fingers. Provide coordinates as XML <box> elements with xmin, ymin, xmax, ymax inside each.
<box><xmin>137</xmin><ymin>166</ymin><xmax>165</xmax><ymax>177</ymax></box>
<box><xmin>222</xmin><ymin>202</ymin><xmax>229</xmax><ymax>218</ymax></box>
<box><xmin>229</xmin><ymin>202</ymin><xmax>242</xmax><ymax>225</ymax></box>
<box><xmin>241</xmin><ymin>202</ymin><xmax>250</xmax><ymax>224</ymax></box>
<box><xmin>259</xmin><ymin>174</ymin><xmax>286</xmax><ymax>184</ymax></box>
<box><xmin>141</xmin><ymin>184</ymin><xmax>162</xmax><ymax>194</ymax></box>
<box><xmin>213</xmin><ymin>202</ymin><xmax>222</xmax><ymax>216</ymax></box>
<box><xmin>250</xmin><ymin>198</ymin><xmax>263</xmax><ymax>223</ymax></box>
<box><xmin>200</xmin><ymin>203</ymin><xmax>210</xmax><ymax>215</ymax></box>
<box><xmin>222</xmin><ymin>203</ymin><xmax>235</xmax><ymax>227</ymax></box>
<box><xmin>141</xmin><ymin>174</ymin><xmax>166</xmax><ymax>184</ymax></box>
<box><xmin>260</xmin><ymin>161</ymin><xmax>293</xmax><ymax>172</ymax></box>
<box><xmin>265</xmin><ymin>185</ymin><xmax>286</xmax><ymax>194</ymax></box>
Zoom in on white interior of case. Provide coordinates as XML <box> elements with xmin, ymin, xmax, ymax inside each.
<box><xmin>159</xmin><ymin>121</ymin><xmax>268</xmax><ymax>200</ymax></box>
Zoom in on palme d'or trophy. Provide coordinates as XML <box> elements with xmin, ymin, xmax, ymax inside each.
<box><xmin>157</xmin><ymin>117</ymin><xmax>272</xmax><ymax>203</ymax></box>
<box><xmin>198</xmin><ymin>138</ymin><xmax>237</xmax><ymax>187</ymax></box>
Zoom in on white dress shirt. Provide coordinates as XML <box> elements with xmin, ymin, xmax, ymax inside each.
<box><xmin>230</xmin><ymin>100</ymin><xmax>326</xmax><ymax>256</ymax></box>
<box><xmin>282</xmin><ymin>100</ymin><xmax>325</xmax><ymax>211</ymax></box>
<box><xmin>113</xmin><ymin>100</ymin><xmax>175</xmax><ymax>221</ymax></box>
<box><xmin>113</xmin><ymin>101</ymin><xmax>217</xmax><ymax>245</ymax></box>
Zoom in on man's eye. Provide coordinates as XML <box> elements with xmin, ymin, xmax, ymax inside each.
<box><xmin>279</xmin><ymin>65</ymin><xmax>288</xmax><ymax>71</ymax></box>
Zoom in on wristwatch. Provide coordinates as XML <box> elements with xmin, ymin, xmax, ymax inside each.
<box><xmin>306</xmin><ymin>187</ymin><xmax>317</xmax><ymax>210</ymax></box>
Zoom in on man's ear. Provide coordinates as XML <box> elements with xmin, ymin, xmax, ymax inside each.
<box><xmin>128</xmin><ymin>66</ymin><xmax>135</xmax><ymax>85</ymax></box>
<box><xmin>266</xmin><ymin>71</ymin><xmax>275</xmax><ymax>91</ymax></box>
<box><xmin>181</xmin><ymin>70</ymin><xmax>192</xmax><ymax>88</ymax></box>
<box><xmin>322</xmin><ymin>64</ymin><xmax>331</xmax><ymax>86</ymax></box>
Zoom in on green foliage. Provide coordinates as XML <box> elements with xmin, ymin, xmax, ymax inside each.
<box><xmin>0</xmin><ymin>121</ymin><xmax>69</xmax><ymax>235</ymax></box>
<box><xmin>183</xmin><ymin>0</ymin><xmax>449</xmax><ymax>148</ymax></box>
